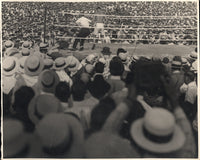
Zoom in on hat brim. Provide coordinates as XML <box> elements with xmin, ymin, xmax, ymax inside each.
<box><xmin>24</xmin><ymin>56</ymin><xmax>44</xmax><ymax>76</ymax></box>
<box><xmin>3</xmin><ymin>57</ymin><xmax>19</xmax><ymax>76</ymax></box>
<box><xmin>66</xmin><ymin>58</ymin><xmax>80</xmax><ymax>72</ymax></box>
<box><xmin>53</xmin><ymin>63</ymin><xmax>68</xmax><ymax>71</ymax></box>
<box><xmin>130</xmin><ymin>118</ymin><xmax>186</xmax><ymax>153</ymax></box>
<box><xmin>5</xmin><ymin>42</ymin><xmax>14</xmax><ymax>49</ymax></box>
<box><xmin>38</xmin><ymin>70</ymin><xmax>60</xmax><ymax>94</ymax></box>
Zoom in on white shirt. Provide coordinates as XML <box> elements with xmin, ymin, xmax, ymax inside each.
<box><xmin>3</xmin><ymin>75</ymin><xmax>16</xmax><ymax>94</ymax></box>
<box><xmin>76</xmin><ymin>17</ymin><xmax>91</xmax><ymax>28</ymax></box>
<box><xmin>185</xmin><ymin>81</ymin><xmax>197</xmax><ymax>104</ymax></box>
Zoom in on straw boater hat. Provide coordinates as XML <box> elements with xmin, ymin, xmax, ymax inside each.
<box><xmin>28</xmin><ymin>94</ymin><xmax>62</xmax><ymax>125</ymax></box>
<box><xmin>4</xmin><ymin>40</ymin><xmax>14</xmax><ymax>49</ymax></box>
<box><xmin>191</xmin><ymin>60</ymin><xmax>197</xmax><ymax>73</ymax></box>
<box><xmin>3</xmin><ymin>56</ymin><xmax>19</xmax><ymax>76</ymax></box>
<box><xmin>54</xmin><ymin>57</ymin><xmax>68</xmax><ymax>70</ymax></box>
<box><xmin>44</xmin><ymin>58</ymin><xmax>54</xmax><ymax>69</ymax></box>
<box><xmin>24</xmin><ymin>55</ymin><xmax>44</xmax><ymax>76</ymax></box>
<box><xmin>22</xmin><ymin>41</ymin><xmax>31</xmax><ymax>49</ymax></box>
<box><xmin>189</xmin><ymin>51</ymin><xmax>197</xmax><ymax>61</ymax></box>
<box><xmin>65</xmin><ymin>56</ymin><xmax>80</xmax><ymax>72</ymax></box>
<box><xmin>35</xmin><ymin>113</ymin><xmax>85</xmax><ymax>157</ymax></box>
<box><xmin>130</xmin><ymin>108</ymin><xmax>185</xmax><ymax>153</ymax></box>
<box><xmin>3</xmin><ymin>119</ymin><xmax>29</xmax><ymax>158</ymax></box>
<box><xmin>171</xmin><ymin>61</ymin><xmax>182</xmax><ymax>69</ymax></box>
<box><xmin>21</xmin><ymin>48</ymin><xmax>30</xmax><ymax>56</ymax></box>
<box><xmin>18</xmin><ymin>56</ymin><xmax>28</xmax><ymax>73</ymax></box>
<box><xmin>38</xmin><ymin>70</ymin><xmax>59</xmax><ymax>93</ymax></box>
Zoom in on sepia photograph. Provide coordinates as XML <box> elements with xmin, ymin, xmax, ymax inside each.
<box><xmin>1</xmin><ymin>0</ymin><xmax>199</xmax><ymax>158</ymax></box>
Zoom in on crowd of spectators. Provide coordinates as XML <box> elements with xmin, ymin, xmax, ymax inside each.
<box><xmin>2</xmin><ymin>2</ymin><xmax>198</xmax><ymax>157</ymax></box>
<box><xmin>2</xmin><ymin>1</ymin><xmax>197</xmax><ymax>46</ymax></box>
<box><xmin>2</xmin><ymin>38</ymin><xmax>198</xmax><ymax>158</ymax></box>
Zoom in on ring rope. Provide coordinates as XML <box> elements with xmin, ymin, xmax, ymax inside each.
<box><xmin>61</xmin><ymin>12</ymin><xmax>197</xmax><ymax>18</ymax></box>
<box><xmin>54</xmin><ymin>25</ymin><xmax>197</xmax><ymax>30</ymax></box>
<box><xmin>55</xmin><ymin>36</ymin><xmax>197</xmax><ymax>41</ymax></box>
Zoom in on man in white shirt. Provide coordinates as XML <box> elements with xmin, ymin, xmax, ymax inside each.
<box><xmin>72</xmin><ymin>15</ymin><xmax>92</xmax><ymax>51</ymax></box>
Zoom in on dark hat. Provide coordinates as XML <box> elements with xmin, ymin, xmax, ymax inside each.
<box><xmin>28</xmin><ymin>94</ymin><xmax>62</xmax><ymax>125</ymax></box>
<box><xmin>35</xmin><ymin>113</ymin><xmax>85</xmax><ymax>157</ymax></box>
<box><xmin>38</xmin><ymin>69</ymin><xmax>60</xmax><ymax>94</ymax></box>
<box><xmin>117</xmin><ymin>48</ymin><xmax>127</xmax><ymax>56</ymax></box>
<box><xmin>101</xmin><ymin>47</ymin><xmax>112</xmax><ymax>55</ymax></box>
<box><xmin>162</xmin><ymin>57</ymin><xmax>169</xmax><ymax>64</ymax></box>
<box><xmin>88</xmin><ymin>75</ymin><xmax>110</xmax><ymax>99</ymax></box>
<box><xmin>109</xmin><ymin>57</ymin><xmax>124</xmax><ymax>76</ymax></box>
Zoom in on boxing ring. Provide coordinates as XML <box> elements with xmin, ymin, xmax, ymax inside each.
<box><xmin>52</xmin><ymin>12</ymin><xmax>197</xmax><ymax>59</ymax></box>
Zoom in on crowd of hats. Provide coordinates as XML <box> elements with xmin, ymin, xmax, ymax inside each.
<box><xmin>2</xmin><ymin>37</ymin><xmax>198</xmax><ymax>158</ymax></box>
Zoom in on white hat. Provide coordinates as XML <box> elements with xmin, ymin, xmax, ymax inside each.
<box><xmin>130</xmin><ymin>108</ymin><xmax>185</xmax><ymax>153</ymax></box>
<box><xmin>3</xmin><ymin>57</ymin><xmax>19</xmax><ymax>76</ymax></box>
<box><xmin>191</xmin><ymin>60</ymin><xmax>197</xmax><ymax>73</ymax></box>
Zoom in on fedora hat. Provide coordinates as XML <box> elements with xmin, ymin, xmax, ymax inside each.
<box><xmin>22</xmin><ymin>41</ymin><xmax>31</xmax><ymax>48</ymax></box>
<box><xmin>54</xmin><ymin>57</ymin><xmax>68</xmax><ymax>70</ymax></box>
<box><xmin>18</xmin><ymin>56</ymin><xmax>28</xmax><ymax>73</ymax></box>
<box><xmin>3</xmin><ymin>119</ymin><xmax>29</xmax><ymax>158</ymax></box>
<box><xmin>65</xmin><ymin>56</ymin><xmax>80</xmax><ymax>72</ymax></box>
<box><xmin>101</xmin><ymin>47</ymin><xmax>112</xmax><ymax>55</ymax></box>
<box><xmin>38</xmin><ymin>70</ymin><xmax>59</xmax><ymax>93</ymax></box>
<box><xmin>44</xmin><ymin>58</ymin><xmax>54</xmax><ymax>69</ymax></box>
<box><xmin>28</xmin><ymin>94</ymin><xmax>62</xmax><ymax>125</ymax></box>
<box><xmin>21</xmin><ymin>48</ymin><xmax>30</xmax><ymax>56</ymax></box>
<box><xmin>24</xmin><ymin>55</ymin><xmax>44</xmax><ymax>76</ymax></box>
<box><xmin>117</xmin><ymin>48</ymin><xmax>127</xmax><ymax>56</ymax></box>
<box><xmin>4</xmin><ymin>40</ymin><xmax>14</xmax><ymax>49</ymax></box>
<box><xmin>35</xmin><ymin>113</ymin><xmax>85</xmax><ymax>157</ymax></box>
<box><xmin>3</xmin><ymin>56</ymin><xmax>19</xmax><ymax>76</ymax></box>
<box><xmin>130</xmin><ymin>108</ymin><xmax>185</xmax><ymax>153</ymax></box>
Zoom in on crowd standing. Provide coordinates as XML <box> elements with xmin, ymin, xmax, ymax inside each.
<box><xmin>2</xmin><ymin>38</ymin><xmax>198</xmax><ymax>158</ymax></box>
<box><xmin>2</xmin><ymin>1</ymin><xmax>198</xmax><ymax>158</ymax></box>
<box><xmin>2</xmin><ymin>1</ymin><xmax>197</xmax><ymax>47</ymax></box>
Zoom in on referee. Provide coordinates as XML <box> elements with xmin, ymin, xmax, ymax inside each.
<box><xmin>72</xmin><ymin>15</ymin><xmax>92</xmax><ymax>51</ymax></box>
